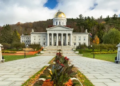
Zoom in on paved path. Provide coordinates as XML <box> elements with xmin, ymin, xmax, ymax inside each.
<box><xmin>68</xmin><ymin>56</ymin><xmax>120</xmax><ymax>86</ymax></box>
<box><xmin>0</xmin><ymin>56</ymin><xmax>53</xmax><ymax>86</ymax></box>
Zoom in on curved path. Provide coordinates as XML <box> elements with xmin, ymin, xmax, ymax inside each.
<box><xmin>0</xmin><ymin>56</ymin><xmax>53</xmax><ymax>86</ymax></box>
<box><xmin>68</xmin><ymin>56</ymin><xmax>120</xmax><ymax>86</ymax></box>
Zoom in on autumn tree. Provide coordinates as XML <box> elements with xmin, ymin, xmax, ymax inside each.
<box><xmin>93</xmin><ymin>35</ymin><xmax>100</xmax><ymax>44</ymax></box>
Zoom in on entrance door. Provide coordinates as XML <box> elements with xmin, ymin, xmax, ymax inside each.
<box><xmin>59</xmin><ymin>41</ymin><xmax>61</xmax><ymax>46</ymax></box>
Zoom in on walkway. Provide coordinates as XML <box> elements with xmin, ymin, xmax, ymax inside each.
<box><xmin>68</xmin><ymin>56</ymin><xmax>120</xmax><ymax>86</ymax></box>
<box><xmin>1</xmin><ymin>46</ymin><xmax>120</xmax><ymax>86</ymax></box>
<box><xmin>0</xmin><ymin>56</ymin><xmax>53</xmax><ymax>86</ymax></box>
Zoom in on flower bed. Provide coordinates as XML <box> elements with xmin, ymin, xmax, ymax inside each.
<box><xmin>34</xmin><ymin>52</ymin><xmax>82</xmax><ymax>86</ymax></box>
<box><xmin>22</xmin><ymin>51</ymin><xmax>94</xmax><ymax>86</ymax></box>
<box><xmin>92</xmin><ymin>51</ymin><xmax>117</xmax><ymax>54</ymax></box>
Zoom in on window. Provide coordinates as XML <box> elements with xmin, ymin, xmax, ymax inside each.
<box><xmin>84</xmin><ymin>37</ymin><xmax>86</xmax><ymax>41</ymax></box>
<box><xmin>79</xmin><ymin>36</ymin><xmax>81</xmax><ymax>41</ymax></box>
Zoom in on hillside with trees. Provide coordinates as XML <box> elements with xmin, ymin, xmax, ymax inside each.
<box><xmin>0</xmin><ymin>14</ymin><xmax>120</xmax><ymax>48</ymax></box>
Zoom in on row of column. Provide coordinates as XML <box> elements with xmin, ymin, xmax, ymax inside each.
<box><xmin>47</xmin><ymin>33</ymin><xmax>72</xmax><ymax>46</ymax></box>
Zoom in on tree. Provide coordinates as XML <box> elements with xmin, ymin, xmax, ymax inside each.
<box><xmin>0</xmin><ymin>25</ymin><xmax>13</xmax><ymax>43</ymax></box>
<box><xmin>76</xmin><ymin>14</ymin><xmax>85</xmax><ymax>32</ymax></box>
<box><xmin>103</xmin><ymin>28</ymin><xmax>120</xmax><ymax>44</ymax></box>
<box><xmin>93</xmin><ymin>35</ymin><xmax>100</xmax><ymax>44</ymax></box>
<box><xmin>12</xmin><ymin>29</ymin><xmax>20</xmax><ymax>43</ymax></box>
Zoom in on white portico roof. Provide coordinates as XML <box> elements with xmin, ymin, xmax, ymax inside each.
<box><xmin>46</xmin><ymin>26</ymin><xmax>73</xmax><ymax>31</ymax></box>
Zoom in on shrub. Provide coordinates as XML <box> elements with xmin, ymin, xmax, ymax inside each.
<box><xmin>11</xmin><ymin>43</ymin><xmax>25</xmax><ymax>50</ymax></box>
<box><xmin>92</xmin><ymin>51</ymin><xmax>117</xmax><ymax>54</ymax></box>
<box><xmin>29</xmin><ymin>44</ymin><xmax>41</xmax><ymax>51</ymax></box>
<box><xmin>2</xmin><ymin>43</ymin><xmax>11</xmax><ymax>49</ymax></box>
<box><xmin>76</xmin><ymin>43</ymin><xmax>87</xmax><ymax>50</ymax></box>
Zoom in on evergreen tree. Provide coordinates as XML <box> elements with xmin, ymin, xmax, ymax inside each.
<box><xmin>12</xmin><ymin>29</ymin><xmax>20</xmax><ymax>43</ymax></box>
<box><xmin>0</xmin><ymin>25</ymin><xmax>13</xmax><ymax>43</ymax></box>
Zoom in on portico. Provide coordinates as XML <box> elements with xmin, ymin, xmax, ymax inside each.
<box><xmin>47</xmin><ymin>32</ymin><xmax>72</xmax><ymax>46</ymax></box>
<box><xmin>46</xmin><ymin>26</ymin><xmax>73</xmax><ymax>46</ymax></box>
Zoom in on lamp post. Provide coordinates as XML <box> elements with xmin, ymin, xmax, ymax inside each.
<box><xmin>24</xmin><ymin>45</ymin><xmax>28</xmax><ymax>58</ymax></box>
<box><xmin>93</xmin><ymin>44</ymin><xmax>95</xmax><ymax>58</ymax></box>
<box><xmin>91</xmin><ymin>44</ymin><xmax>95</xmax><ymax>58</ymax></box>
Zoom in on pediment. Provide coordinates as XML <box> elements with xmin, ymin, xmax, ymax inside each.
<box><xmin>46</xmin><ymin>26</ymin><xmax>73</xmax><ymax>31</ymax></box>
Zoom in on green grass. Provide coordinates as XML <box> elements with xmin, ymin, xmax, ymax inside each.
<box><xmin>76</xmin><ymin>48</ymin><xmax>117</xmax><ymax>62</ymax></box>
<box><xmin>83</xmin><ymin>53</ymin><xmax>116</xmax><ymax>62</ymax></box>
<box><xmin>3</xmin><ymin>55</ymin><xmax>37</xmax><ymax>62</ymax></box>
<box><xmin>77</xmin><ymin>71</ymin><xmax>94</xmax><ymax>86</ymax></box>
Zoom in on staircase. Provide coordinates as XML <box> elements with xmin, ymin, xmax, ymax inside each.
<box><xmin>42</xmin><ymin>46</ymin><xmax>77</xmax><ymax>56</ymax></box>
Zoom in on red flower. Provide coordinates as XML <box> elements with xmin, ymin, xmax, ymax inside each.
<box><xmin>64</xmin><ymin>57</ymin><xmax>67</xmax><ymax>59</ymax></box>
<box><xmin>60</xmin><ymin>64</ymin><xmax>64</xmax><ymax>67</ymax></box>
<box><xmin>64</xmin><ymin>57</ymin><xmax>69</xmax><ymax>61</ymax></box>
<box><xmin>66</xmin><ymin>58</ymin><xmax>69</xmax><ymax>61</ymax></box>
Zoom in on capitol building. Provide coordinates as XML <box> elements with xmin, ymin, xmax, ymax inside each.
<box><xmin>21</xmin><ymin>10</ymin><xmax>89</xmax><ymax>47</ymax></box>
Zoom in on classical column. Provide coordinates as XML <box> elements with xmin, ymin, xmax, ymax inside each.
<box><xmin>70</xmin><ymin>33</ymin><xmax>72</xmax><ymax>46</ymax></box>
<box><xmin>56</xmin><ymin>33</ymin><xmax>58</xmax><ymax>46</ymax></box>
<box><xmin>47</xmin><ymin>33</ymin><xmax>49</xmax><ymax>46</ymax></box>
<box><xmin>51</xmin><ymin>33</ymin><xmax>53</xmax><ymax>46</ymax></box>
<box><xmin>66</xmin><ymin>33</ymin><xmax>68</xmax><ymax>46</ymax></box>
<box><xmin>61</xmin><ymin>33</ymin><xmax>63</xmax><ymax>46</ymax></box>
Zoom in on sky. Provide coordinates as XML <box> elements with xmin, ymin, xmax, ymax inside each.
<box><xmin>0</xmin><ymin>0</ymin><xmax>120</xmax><ymax>26</ymax></box>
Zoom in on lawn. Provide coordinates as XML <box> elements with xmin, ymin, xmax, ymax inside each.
<box><xmin>3</xmin><ymin>55</ymin><xmax>37</xmax><ymax>62</ymax></box>
<box><xmin>83</xmin><ymin>53</ymin><xmax>116</xmax><ymax>62</ymax></box>
<box><xmin>76</xmin><ymin>48</ymin><xmax>117</xmax><ymax>62</ymax></box>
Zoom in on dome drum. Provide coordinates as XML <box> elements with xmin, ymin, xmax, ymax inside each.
<box><xmin>53</xmin><ymin>10</ymin><xmax>67</xmax><ymax>26</ymax></box>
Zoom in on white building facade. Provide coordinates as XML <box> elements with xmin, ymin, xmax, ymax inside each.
<box><xmin>21</xmin><ymin>10</ymin><xmax>89</xmax><ymax>47</ymax></box>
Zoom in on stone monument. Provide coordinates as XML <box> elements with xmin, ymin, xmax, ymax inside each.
<box><xmin>0</xmin><ymin>44</ymin><xmax>3</xmax><ymax>62</ymax></box>
<box><xmin>115</xmin><ymin>43</ymin><xmax>120</xmax><ymax>63</ymax></box>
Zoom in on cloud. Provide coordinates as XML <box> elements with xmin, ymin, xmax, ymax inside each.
<box><xmin>0</xmin><ymin>0</ymin><xmax>120</xmax><ymax>26</ymax></box>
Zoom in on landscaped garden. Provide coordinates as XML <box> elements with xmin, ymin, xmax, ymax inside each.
<box><xmin>22</xmin><ymin>51</ymin><xmax>94</xmax><ymax>86</ymax></box>
<box><xmin>76</xmin><ymin>44</ymin><xmax>117</xmax><ymax>62</ymax></box>
<box><xmin>3</xmin><ymin>55</ymin><xmax>37</xmax><ymax>62</ymax></box>
<box><xmin>1</xmin><ymin>44</ymin><xmax>43</xmax><ymax>62</ymax></box>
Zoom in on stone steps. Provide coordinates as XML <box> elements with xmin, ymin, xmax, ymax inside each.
<box><xmin>42</xmin><ymin>46</ymin><xmax>77</xmax><ymax>56</ymax></box>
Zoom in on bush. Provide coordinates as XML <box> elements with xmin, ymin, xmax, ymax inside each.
<box><xmin>92</xmin><ymin>51</ymin><xmax>117</xmax><ymax>54</ymax></box>
<box><xmin>11</xmin><ymin>43</ymin><xmax>25</xmax><ymax>50</ymax></box>
<box><xmin>92</xmin><ymin>44</ymin><xmax>117</xmax><ymax>51</ymax></box>
<box><xmin>2</xmin><ymin>50</ymin><xmax>16</xmax><ymax>53</ymax></box>
<box><xmin>2</xmin><ymin>43</ymin><xmax>11</xmax><ymax>49</ymax></box>
<box><xmin>29</xmin><ymin>44</ymin><xmax>41</xmax><ymax>51</ymax></box>
<box><xmin>76</xmin><ymin>43</ymin><xmax>87</xmax><ymax>50</ymax></box>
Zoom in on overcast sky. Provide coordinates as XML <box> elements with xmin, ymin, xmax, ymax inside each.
<box><xmin>0</xmin><ymin>0</ymin><xmax>120</xmax><ymax>26</ymax></box>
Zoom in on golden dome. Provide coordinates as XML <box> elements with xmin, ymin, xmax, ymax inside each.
<box><xmin>54</xmin><ymin>10</ymin><xmax>66</xmax><ymax>18</ymax></box>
